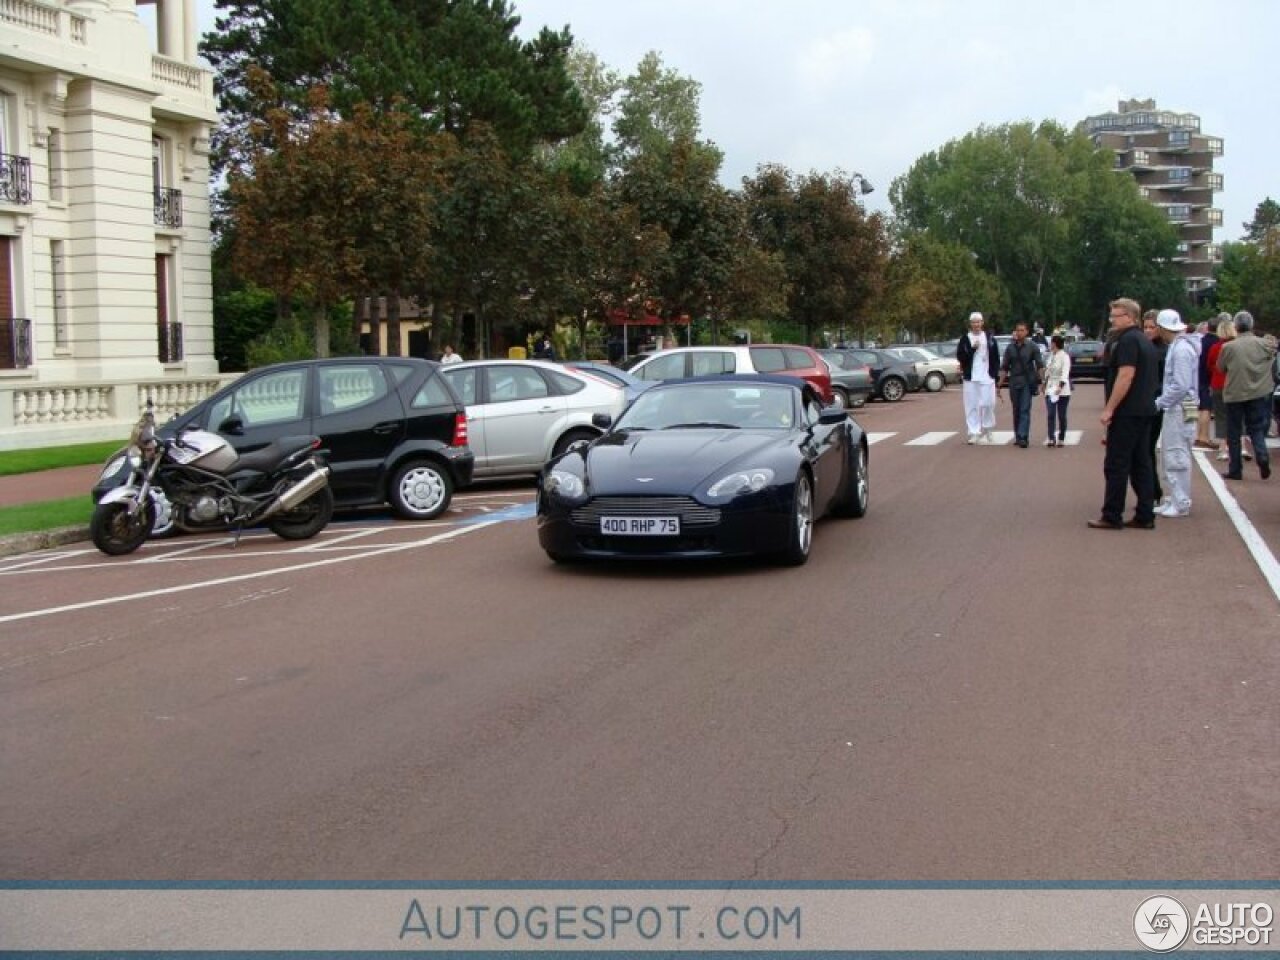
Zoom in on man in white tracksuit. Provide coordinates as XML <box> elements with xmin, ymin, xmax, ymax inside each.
<box><xmin>1153</xmin><ymin>308</ymin><xmax>1201</xmax><ymax>517</ymax></box>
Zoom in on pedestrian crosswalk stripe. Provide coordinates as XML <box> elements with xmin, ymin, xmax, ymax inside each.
<box><xmin>989</xmin><ymin>431</ymin><xmax>1016</xmax><ymax>445</ymax></box>
<box><xmin>866</xmin><ymin>432</ymin><xmax>896</xmax><ymax>445</ymax></box>
<box><xmin>905</xmin><ymin>431</ymin><xmax>956</xmax><ymax>446</ymax></box>
<box><xmin>1061</xmin><ymin>430</ymin><xmax>1083</xmax><ymax>446</ymax></box>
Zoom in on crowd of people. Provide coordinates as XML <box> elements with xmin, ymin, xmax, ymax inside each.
<box><xmin>955</xmin><ymin>304</ymin><xmax>1278</xmax><ymax>530</ymax></box>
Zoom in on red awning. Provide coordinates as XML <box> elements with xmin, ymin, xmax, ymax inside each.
<box><xmin>607</xmin><ymin>309</ymin><xmax>691</xmax><ymax>326</ymax></box>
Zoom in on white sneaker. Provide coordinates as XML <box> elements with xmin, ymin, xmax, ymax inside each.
<box><xmin>1216</xmin><ymin>451</ymin><xmax>1229</xmax><ymax>461</ymax></box>
<box><xmin>1156</xmin><ymin>496</ymin><xmax>1172</xmax><ymax>510</ymax></box>
<box><xmin>1157</xmin><ymin>503</ymin><xmax>1189</xmax><ymax>518</ymax></box>
<box><xmin>967</xmin><ymin>433</ymin><xmax>978</xmax><ymax>445</ymax></box>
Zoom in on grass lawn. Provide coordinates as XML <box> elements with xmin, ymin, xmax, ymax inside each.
<box><xmin>0</xmin><ymin>496</ymin><xmax>92</xmax><ymax>537</ymax></box>
<box><xmin>0</xmin><ymin>440</ymin><xmax>125</xmax><ymax>476</ymax></box>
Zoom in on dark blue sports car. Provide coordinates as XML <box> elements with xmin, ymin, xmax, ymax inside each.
<box><xmin>536</xmin><ymin>376</ymin><xmax>868</xmax><ymax>565</ymax></box>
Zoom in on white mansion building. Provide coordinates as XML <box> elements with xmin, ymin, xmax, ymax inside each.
<box><xmin>0</xmin><ymin>0</ymin><xmax>226</xmax><ymax>450</ymax></box>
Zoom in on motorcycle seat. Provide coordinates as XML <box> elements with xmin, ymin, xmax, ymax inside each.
<box><xmin>230</xmin><ymin>435</ymin><xmax>319</xmax><ymax>474</ymax></box>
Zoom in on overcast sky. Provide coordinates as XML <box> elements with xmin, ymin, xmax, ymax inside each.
<box><xmin>193</xmin><ymin>0</ymin><xmax>1277</xmax><ymax>242</ymax></box>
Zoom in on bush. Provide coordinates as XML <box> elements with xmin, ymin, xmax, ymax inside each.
<box><xmin>244</xmin><ymin>322</ymin><xmax>316</xmax><ymax>368</ymax></box>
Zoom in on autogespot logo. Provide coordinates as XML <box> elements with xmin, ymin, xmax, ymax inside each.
<box><xmin>1134</xmin><ymin>896</ymin><xmax>1190</xmax><ymax>952</ymax></box>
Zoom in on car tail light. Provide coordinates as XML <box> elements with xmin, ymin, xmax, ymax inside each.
<box><xmin>451</xmin><ymin>412</ymin><xmax>468</xmax><ymax>447</ymax></box>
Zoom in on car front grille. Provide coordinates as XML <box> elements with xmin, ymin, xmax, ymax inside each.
<box><xmin>571</xmin><ymin>496</ymin><xmax>721</xmax><ymax>528</ymax></box>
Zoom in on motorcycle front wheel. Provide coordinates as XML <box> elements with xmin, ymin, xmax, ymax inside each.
<box><xmin>90</xmin><ymin>500</ymin><xmax>156</xmax><ymax>556</ymax></box>
<box><xmin>267</xmin><ymin>486</ymin><xmax>334</xmax><ymax>541</ymax></box>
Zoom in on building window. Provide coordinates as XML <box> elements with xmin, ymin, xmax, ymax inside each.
<box><xmin>47</xmin><ymin>129</ymin><xmax>65</xmax><ymax>202</ymax></box>
<box><xmin>50</xmin><ymin>240</ymin><xmax>68</xmax><ymax>349</ymax></box>
<box><xmin>155</xmin><ymin>253</ymin><xmax>182</xmax><ymax>362</ymax></box>
<box><xmin>1167</xmin><ymin>205</ymin><xmax>1190</xmax><ymax>222</ymax></box>
<box><xmin>152</xmin><ymin>136</ymin><xmax>182</xmax><ymax>227</ymax></box>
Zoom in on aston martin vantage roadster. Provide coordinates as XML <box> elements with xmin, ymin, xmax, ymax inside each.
<box><xmin>536</xmin><ymin>376</ymin><xmax>868</xmax><ymax>565</ymax></box>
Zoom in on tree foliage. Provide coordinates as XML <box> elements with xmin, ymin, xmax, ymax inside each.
<box><xmin>891</xmin><ymin>121</ymin><xmax>1182</xmax><ymax>331</ymax></box>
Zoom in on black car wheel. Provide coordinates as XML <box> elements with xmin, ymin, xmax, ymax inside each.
<box><xmin>268</xmin><ymin>486</ymin><xmax>334</xmax><ymax>540</ymax></box>
<box><xmin>880</xmin><ymin>376</ymin><xmax>906</xmax><ymax>402</ymax></box>
<box><xmin>925</xmin><ymin>371</ymin><xmax>945</xmax><ymax>392</ymax></box>
<box><xmin>831</xmin><ymin>387</ymin><xmax>850</xmax><ymax>409</ymax></box>
<box><xmin>389</xmin><ymin>460</ymin><xmax>453</xmax><ymax>521</ymax></box>
<box><xmin>834</xmin><ymin>443</ymin><xmax>869</xmax><ymax>518</ymax></box>
<box><xmin>779</xmin><ymin>472</ymin><xmax>814</xmax><ymax>566</ymax></box>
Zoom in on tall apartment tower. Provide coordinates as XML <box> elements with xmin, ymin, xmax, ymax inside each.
<box><xmin>1083</xmin><ymin>98</ymin><xmax>1224</xmax><ymax>297</ymax></box>
<box><xmin>0</xmin><ymin>0</ymin><xmax>220</xmax><ymax>448</ymax></box>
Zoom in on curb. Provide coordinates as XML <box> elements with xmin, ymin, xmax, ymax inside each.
<box><xmin>0</xmin><ymin>525</ymin><xmax>90</xmax><ymax>559</ymax></box>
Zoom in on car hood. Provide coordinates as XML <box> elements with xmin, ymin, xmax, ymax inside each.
<box><xmin>581</xmin><ymin>428</ymin><xmax>786</xmax><ymax>494</ymax></box>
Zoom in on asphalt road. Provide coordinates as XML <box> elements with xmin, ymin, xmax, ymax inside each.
<box><xmin>2</xmin><ymin>383</ymin><xmax>1278</xmax><ymax>881</ymax></box>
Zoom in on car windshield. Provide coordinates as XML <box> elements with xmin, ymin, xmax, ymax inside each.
<box><xmin>615</xmin><ymin>383</ymin><xmax>796</xmax><ymax>431</ymax></box>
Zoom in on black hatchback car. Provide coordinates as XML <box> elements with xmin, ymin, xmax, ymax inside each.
<box><xmin>1067</xmin><ymin>340</ymin><xmax>1108</xmax><ymax>382</ymax></box>
<box><xmin>94</xmin><ymin>357</ymin><xmax>474</xmax><ymax>522</ymax></box>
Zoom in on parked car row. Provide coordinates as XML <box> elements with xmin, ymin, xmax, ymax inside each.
<box><xmin>90</xmin><ymin>335</ymin><xmax>1001</xmax><ymax>547</ymax></box>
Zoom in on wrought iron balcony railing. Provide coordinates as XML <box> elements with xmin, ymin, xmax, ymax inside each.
<box><xmin>154</xmin><ymin>186</ymin><xmax>183</xmax><ymax>227</ymax></box>
<box><xmin>1</xmin><ymin>318</ymin><xmax>33</xmax><ymax>369</ymax></box>
<box><xmin>158</xmin><ymin>321</ymin><xmax>184</xmax><ymax>363</ymax></box>
<box><xmin>0</xmin><ymin>153</ymin><xmax>32</xmax><ymax>205</ymax></box>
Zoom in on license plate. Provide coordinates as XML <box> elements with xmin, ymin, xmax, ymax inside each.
<box><xmin>600</xmin><ymin>516</ymin><xmax>680</xmax><ymax>536</ymax></box>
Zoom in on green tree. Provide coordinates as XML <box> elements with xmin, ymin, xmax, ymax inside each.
<box><xmin>201</xmin><ymin>0</ymin><xmax>587</xmax><ymax>173</ymax></box>
<box><xmin>1243</xmin><ymin>197</ymin><xmax>1280</xmax><ymax>253</ymax></box>
<box><xmin>876</xmin><ymin>233</ymin><xmax>1008</xmax><ymax>343</ymax></box>
<box><xmin>742</xmin><ymin>165</ymin><xmax>888</xmax><ymax>345</ymax></box>
<box><xmin>1217</xmin><ymin>241</ymin><xmax>1280</xmax><ymax>323</ymax></box>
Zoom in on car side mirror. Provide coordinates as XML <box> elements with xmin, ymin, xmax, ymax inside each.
<box><xmin>591</xmin><ymin>413</ymin><xmax>613</xmax><ymax>430</ymax></box>
<box><xmin>818</xmin><ymin>406</ymin><xmax>848</xmax><ymax>425</ymax></box>
<box><xmin>218</xmin><ymin>416</ymin><xmax>245</xmax><ymax>436</ymax></box>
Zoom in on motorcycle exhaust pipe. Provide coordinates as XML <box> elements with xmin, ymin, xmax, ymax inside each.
<box><xmin>258</xmin><ymin>464</ymin><xmax>331</xmax><ymax>521</ymax></box>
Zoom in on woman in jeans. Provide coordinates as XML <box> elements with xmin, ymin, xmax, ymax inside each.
<box><xmin>1043</xmin><ymin>335</ymin><xmax>1072</xmax><ymax>446</ymax></box>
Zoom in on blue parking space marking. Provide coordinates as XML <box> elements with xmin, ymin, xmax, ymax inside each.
<box><xmin>459</xmin><ymin>502</ymin><xmax>536</xmax><ymax>526</ymax></box>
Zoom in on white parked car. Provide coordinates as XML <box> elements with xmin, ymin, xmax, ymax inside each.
<box><xmin>440</xmin><ymin>360</ymin><xmax>626</xmax><ymax>478</ymax></box>
<box><xmin>882</xmin><ymin>346</ymin><xmax>962</xmax><ymax>392</ymax></box>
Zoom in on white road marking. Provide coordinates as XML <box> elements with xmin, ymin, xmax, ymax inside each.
<box><xmin>988</xmin><ymin>431</ymin><xmax>1015</xmax><ymax>445</ymax></box>
<box><xmin>1060</xmin><ymin>430</ymin><xmax>1084</xmax><ymax>446</ymax></box>
<box><xmin>1195</xmin><ymin>451</ymin><xmax>1280</xmax><ymax>606</ymax></box>
<box><xmin>905</xmin><ymin>432</ymin><xmax>956</xmax><ymax>446</ymax></box>
<box><xmin>0</xmin><ymin>519</ymin><xmax>506</xmax><ymax>626</ymax></box>
<box><xmin>865</xmin><ymin>432</ymin><xmax>897</xmax><ymax>445</ymax></box>
<box><xmin>294</xmin><ymin>527</ymin><xmax>383</xmax><ymax>552</ymax></box>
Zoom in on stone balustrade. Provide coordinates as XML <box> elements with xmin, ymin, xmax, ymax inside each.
<box><xmin>0</xmin><ymin>375</ymin><xmax>240</xmax><ymax>451</ymax></box>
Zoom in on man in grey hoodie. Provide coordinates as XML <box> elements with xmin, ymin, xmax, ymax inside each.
<box><xmin>1152</xmin><ymin>309</ymin><xmax>1201</xmax><ymax>517</ymax></box>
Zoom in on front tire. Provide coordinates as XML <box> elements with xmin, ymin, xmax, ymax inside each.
<box><xmin>268</xmin><ymin>486</ymin><xmax>334</xmax><ymax>540</ymax></box>
<box><xmin>880</xmin><ymin>376</ymin><xmax>906</xmax><ymax>402</ymax></box>
<box><xmin>778</xmin><ymin>472</ymin><xmax>814</xmax><ymax>566</ymax></box>
<box><xmin>831</xmin><ymin>387</ymin><xmax>850</xmax><ymax>410</ymax></box>
<box><xmin>925</xmin><ymin>371</ymin><xmax>945</xmax><ymax>392</ymax></box>
<box><xmin>833</xmin><ymin>443</ymin><xmax>869</xmax><ymax>518</ymax></box>
<box><xmin>389</xmin><ymin>460</ymin><xmax>453</xmax><ymax>521</ymax></box>
<box><xmin>90</xmin><ymin>500</ymin><xmax>155</xmax><ymax>556</ymax></box>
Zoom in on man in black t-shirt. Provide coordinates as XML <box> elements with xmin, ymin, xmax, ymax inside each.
<box><xmin>1088</xmin><ymin>297</ymin><xmax>1159</xmax><ymax>530</ymax></box>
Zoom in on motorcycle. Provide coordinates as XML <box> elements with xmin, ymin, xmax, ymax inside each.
<box><xmin>90</xmin><ymin>400</ymin><xmax>334</xmax><ymax>556</ymax></box>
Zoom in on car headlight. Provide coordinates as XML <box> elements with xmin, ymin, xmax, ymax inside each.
<box><xmin>544</xmin><ymin>469</ymin><xmax>585</xmax><ymax>500</ymax></box>
<box><xmin>707</xmin><ymin>468</ymin><xmax>774</xmax><ymax>499</ymax></box>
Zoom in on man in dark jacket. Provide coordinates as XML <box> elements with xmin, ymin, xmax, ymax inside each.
<box><xmin>1089</xmin><ymin>298</ymin><xmax>1159</xmax><ymax>530</ymax></box>
<box><xmin>955</xmin><ymin>311</ymin><xmax>1001</xmax><ymax>444</ymax></box>
<box><xmin>998</xmin><ymin>321</ymin><xmax>1045</xmax><ymax>448</ymax></box>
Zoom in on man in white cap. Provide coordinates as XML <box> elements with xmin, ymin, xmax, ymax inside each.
<box><xmin>1152</xmin><ymin>308</ymin><xmax>1200</xmax><ymax>517</ymax></box>
<box><xmin>955</xmin><ymin>311</ymin><xmax>1000</xmax><ymax>443</ymax></box>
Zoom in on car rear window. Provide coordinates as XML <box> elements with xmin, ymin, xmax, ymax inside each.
<box><xmin>691</xmin><ymin>352</ymin><xmax>735</xmax><ymax>376</ymax></box>
<box><xmin>546</xmin><ymin>369</ymin><xmax>586</xmax><ymax>395</ymax></box>
<box><xmin>411</xmin><ymin>373</ymin><xmax>458</xmax><ymax>410</ymax></box>
<box><xmin>783</xmin><ymin>347</ymin><xmax>815</xmax><ymax>370</ymax></box>
<box><xmin>318</xmin><ymin>364</ymin><xmax>389</xmax><ymax>415</ymax></box>
<box><xmin>440</xmin><ymin>367</ymin><xmax>478</xmax><ymax>406</ymax></box>
<box><xmin>750</xmin><ymin>346</ymin><xmax>787</xmax><ymax>373</ymax></box>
